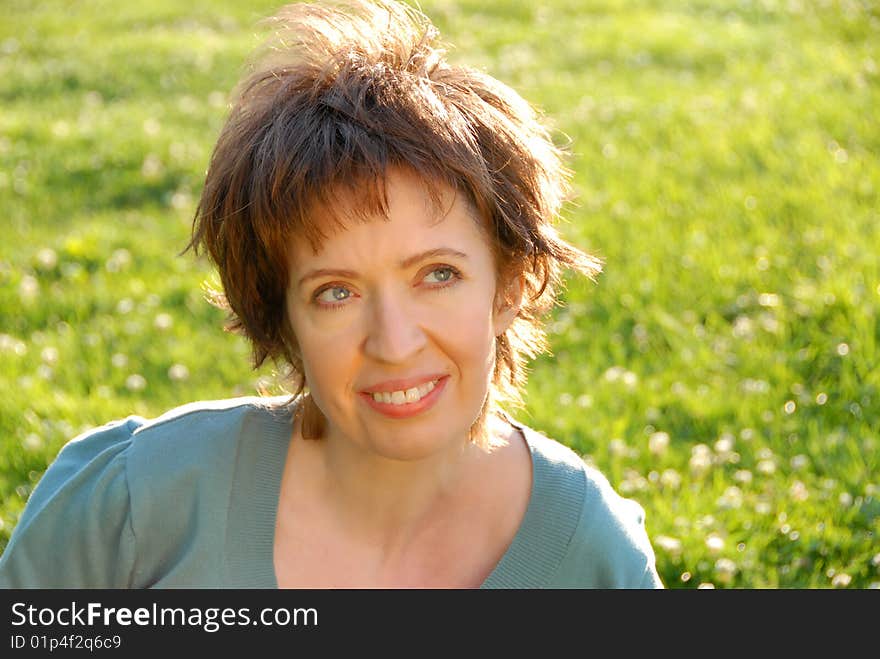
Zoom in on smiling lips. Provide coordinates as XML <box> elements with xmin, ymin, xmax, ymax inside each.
<box><xmin>359</xmin><ymin>375</ymin><xmax>448</xmax><ymax>418</ymax></box>
<box><xmin>369</xmin><ymin>379</ymin><xmax>438</xmax><ymax>404</ymax></box>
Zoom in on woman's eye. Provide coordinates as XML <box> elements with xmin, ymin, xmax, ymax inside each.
<box><xmin>423</xmin><ymin>266</ymin><xmax>458</xmax><ymax>284</ymax></box>
<box><xmin>315</xmin><ymin>286</ymin><xmax>352</xmax><ymax>304</ymax></box>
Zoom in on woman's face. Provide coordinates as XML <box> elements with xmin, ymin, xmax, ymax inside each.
<box><xmin>285</xmin><ymin>169</ymin><xmax>518</xmax><ymax>461</ymax></box>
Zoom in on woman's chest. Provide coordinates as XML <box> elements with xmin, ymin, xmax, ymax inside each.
<box><xmin>271</xmin><ymin>422</ymin><xmax>533</xmax><ymax>589</ymax></box>
<box><xmin>273</xmin><ymin>509</ymin><xmax>506</xmax><ymax>589</ymax></box>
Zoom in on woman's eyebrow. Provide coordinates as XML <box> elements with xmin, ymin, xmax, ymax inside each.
<box><xmin>297</xmin><ymin>247</ymin><xmax>469</xmax><ymax>288</ymax></box>
<box><xmin>398</xmin><ymin>247</ymin><xmax>468</xmax><ymax>269</ymax></box>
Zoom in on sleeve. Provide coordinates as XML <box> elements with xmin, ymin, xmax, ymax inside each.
<box><xmin>611</xmin><ymin>496</ymin><xmax>665</xmax><ymax>589</ymax></box>
<box><xmin>0</xmin><ymin>417</ymin><xmax>141</xmax><ymax>588</ymax></box>
<box><xmin>553</xmin><ymin>464</ymin><xmax>665</xmax><ymax>589</ymax></box>
<box><xmin>640</xmin><ymin>562</ymin><xmax>665</xmax><ymax>589</ymax></box>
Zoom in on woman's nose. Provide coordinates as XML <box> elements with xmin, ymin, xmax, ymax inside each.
<box><xmin>363</xmin><ymin>291</ymin><xmax>427</xmax><ymax>364</ymax></box>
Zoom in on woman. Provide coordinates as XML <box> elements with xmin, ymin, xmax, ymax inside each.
<box><xmin>0</xmin><ymin>0</ymin><xmax>662</xmax><ymax>588</ymax></box>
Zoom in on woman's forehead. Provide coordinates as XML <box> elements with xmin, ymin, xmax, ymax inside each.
<box><xmin>296</xmin><ymin>168</ymin><xmax>482</xmax><ymax>256</ymax></box>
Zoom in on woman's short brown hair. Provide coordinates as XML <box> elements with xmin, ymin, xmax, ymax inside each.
<box><xmin>188</xmin><ymin>0</ymin><xmax>602</xmax><ymax>446</ymax></box>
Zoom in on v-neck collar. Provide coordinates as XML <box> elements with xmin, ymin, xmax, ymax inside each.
<box><xmin>223</xmin><ymin>399</ymin><xmax>585</xmax><ymax>588</ymax></box>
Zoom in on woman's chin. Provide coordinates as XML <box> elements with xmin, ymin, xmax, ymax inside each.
<box><xmin>358</xmin><ymin>428</ymin><xmax>470</xmax><ymax>463</ymax></box>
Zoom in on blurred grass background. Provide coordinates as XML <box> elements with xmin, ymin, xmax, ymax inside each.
<box><xmin>0</xmin><ymin>0</ymin><xmax>877</xmax><ymax>588</ymax></box>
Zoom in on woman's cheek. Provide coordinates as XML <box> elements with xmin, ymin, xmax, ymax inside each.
<box><xmin>429</xmin><ymin>299</ymin><xmax>495</xmax><ymax>358</ymax></box>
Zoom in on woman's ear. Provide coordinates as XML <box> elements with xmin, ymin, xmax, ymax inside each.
<box><xmin>493</xmin><ymin>274</ymin><xmax>523</xmax><ymax>337</ymax></box>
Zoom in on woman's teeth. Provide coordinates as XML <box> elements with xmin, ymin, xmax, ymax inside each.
<box><xmin>371</xmin><ymin>379</ymin><xmax>437</xmax><ymax>405</ymax></box>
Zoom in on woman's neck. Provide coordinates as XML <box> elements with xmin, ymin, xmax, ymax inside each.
<box><xmin>274</xmin><ymin>412</ymin><xmax>530</xmax><ymax>586</ymax></box>
<box><xmin>320</xmin><ymin>428</ymin><xmax>488</xmax><ymax>553</ymax></box>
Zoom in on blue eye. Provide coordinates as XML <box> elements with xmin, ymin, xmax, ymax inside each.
<box><xmin>424</xmin><ymin>267</ymin><xmax>458</xmax><ymax>284</ymax></box>
<box><xmin>315</xmin><ymin>286</ymin><xmax>352</xmax><ymax>305</ymax></box>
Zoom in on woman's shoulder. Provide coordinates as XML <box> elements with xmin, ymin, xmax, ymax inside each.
<box><xmin>506</xmin><ymin>419</ymin><xmax>642</xmax><ymax>520</ymax></box>
<box><xmin>501</xmin><ymin>416</ymin><xmax>591</xmax><ymax>497</ymax></box>
<box><xmin>505</xmin><ymin>418</ymin><xmax>663</xmax><ymax>588</ymax></box>
<box><xmin>51</xmin><ymin>394</ymin><xmax>292</xmax><ymax>452</ymax></box>
<box><xmin>123</xmin><ymin>394</ymin><xmax>294</xmax><ymax>459</ymax></box>
<box><xmin>130</xmin><ymin>394</ymin><xmax>294</xmax><ymax>439</ymax></box>
<box><xmin>0</xmin><ymin>415</ymin><xmax>140</xmax><ymax>587</ymax></box>
<box><xmin>0</xmin><ymin>395</ymin><xmax>296</xmax><ymax>588</ymax></box>
<box><xmin>113</xmin><ymin>395</ymin><xmax>296</xmax><ymax>531</ymax></box>
<box><xmin>35</xmin><ymin>395</ymin><xmax>294</xmax><ymax>483</ymax></box>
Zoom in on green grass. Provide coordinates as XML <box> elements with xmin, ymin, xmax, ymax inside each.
<box><xmin>1</xmin><ymin>0</ymin><xmax>878</xmax><ymax>588</ymax></box>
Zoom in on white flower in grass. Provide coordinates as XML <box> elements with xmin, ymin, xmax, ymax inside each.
<box><xmin>603</xmin><ymin>366</ymin><xmax>625</xmax><ymax>382</ymax></box>
<box><xmin>756</xmin><ymin>459</ymin><xmax>776</xmax><ymax>475</ymax></box>
<box><xmin>654</xmin><ymin>535</ymin><xmax>682</xmax><ymax>556</ymax></box>
<box><xmin>660</xmin><ymin>469</ymin><xmax>682</xmax><ymax>490</ymax></box>
<box><xmin>608</xmin><ymin>438</ymin><xmax>628</xmax><ymax>457</ymax></box>
<box><xmin>618</xmin><ymin>469</ymin><xmax>647</xmax><ymax>494</ymax></box>
<box><xmin>831</xmin><ymin>573</ymin><xmax>852</xmax><ymax>588</ymax></box>
<box><xmin>648</xmin><ymin>431</ymin><xmax>670</xmax><ymax>456</ymax></box>
<box><xmin>168</xmin><ymin>364</ymin><xmax>189</xmax><ymax>381</ymax></box>
<box><xmin>821</xmin><ymin>477</ymin><xmax>838</xmax><ymax>491</ymax></box>
<box><xmin>40</xmin><ymin>346</ymin><xmax>58</xmax><ymax>365</ymax></box>
<box><xmin>758</xmin><ymin>293</ymin><xmax>779</xmax><ymax>307</ymax></box>
<box><xmin>697</xmin><ymin>582</ymin><xmax>715</xmax><ymax>589</ymax></box>
<box><xmin>714</xmin><ymin>433</ymin><xmax>735</xmax><ymax>455</ymax></box>
<box><xmin>141</xmin><ymin>154</ymin><xmax>163</xmax><ymax>180</ymax></box>
<box><xmin>872</xmin><ymin>553</ymin><xmax>880</xmax><ymax>569</ymax></box>
<box><xmin>106</xmin><ymin>249</ymin><xmax>132</xmax><ymax>272</ymax></box>
<box><xmin>36</xmin><ymin>248</ymin><xmax>57</xmax><ymax>270</ymax></box>
<box><xmin>706</xmin><ymin>534</ymin><xmax>725</xmax><ymax>555</ymax></box>
<box><xmin>717</xmin><ymin>486</ymin><xmax>743</xmax><ymax>510</ymax></box>
<box><xmin>714</xmin><ymin>558</ymin><xmax>737</xmax><ymax>585</ymax></box>
<box><xmin>733</xmin><ymin>469</ymin><xmax>753</xmax><ymax>485</ymax></box>
<box><xmin>23</xmin><ymin>433</ymin><xmax>43</xmax><ymax>451</ymax></box>
<box><xmin>19</xmin><ymin>275</ymin><xmax>39</xmax><ymax>301</ymax></box>
<box><xmin>732</xmin><ymin>315</ymin><xmax>754</xmax><ymax>339</ymax></box>
<box><xmin>154</xmin><ymin>313</ymin><xmax>173</xmax><ymax>331</ymax></box>
<box><xmin>125</xmin><ymin>374</ymin><xmax>147</xmax><ymax>392</ymax></box>
<box><xmin>714</xmin><ymin>434</ymin><xmax>739</xmax><ymax>465</ymax></box>
<box><xmin>789</xmin><ymin>480</ymin><xmax>809</xmax><ymax>502</ymax></box>
<box><xmin>697</xmin><ymin>514</ymin><xmax>716</xmax><ymax>530</ymax></box>
<box><xmin>790</xmin><ymin>454</ymin><xmax>809</xmax><ymax>470</ymax></box>
<box><xmin>0</xmin><ymin>334</ymin><xmax>25</xmax><ymax>354</ymax></box>
<box><xmin>111</xmin><ymin>353</ymin><xmax>128</xmax><ymax>368</ymax></box>
<box><xmin>689</xmin><ymin>444</ymin><xmax>712</xmax><ymax>477</ymax></box>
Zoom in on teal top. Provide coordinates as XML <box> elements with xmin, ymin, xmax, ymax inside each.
<box><xmin>0</xmin><ymin>396</ymin><xmax>663</xmax><ymax>589</ymax></box>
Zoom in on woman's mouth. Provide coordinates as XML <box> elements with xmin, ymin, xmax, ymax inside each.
<box><xmin>359</xmin><ymin>376</ymin><xmax>448</xmax><ymax>418</ymax></box>
<box><xmin>368</xmin><ymin>379</ymin><xmax>438</xmax><ymax>405</ymax></box>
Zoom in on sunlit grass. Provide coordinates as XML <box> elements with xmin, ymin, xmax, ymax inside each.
<box><xmin>1</xmin><ymin>0</ymin><xmax>878</xmax><ymax>588</ymax></box>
